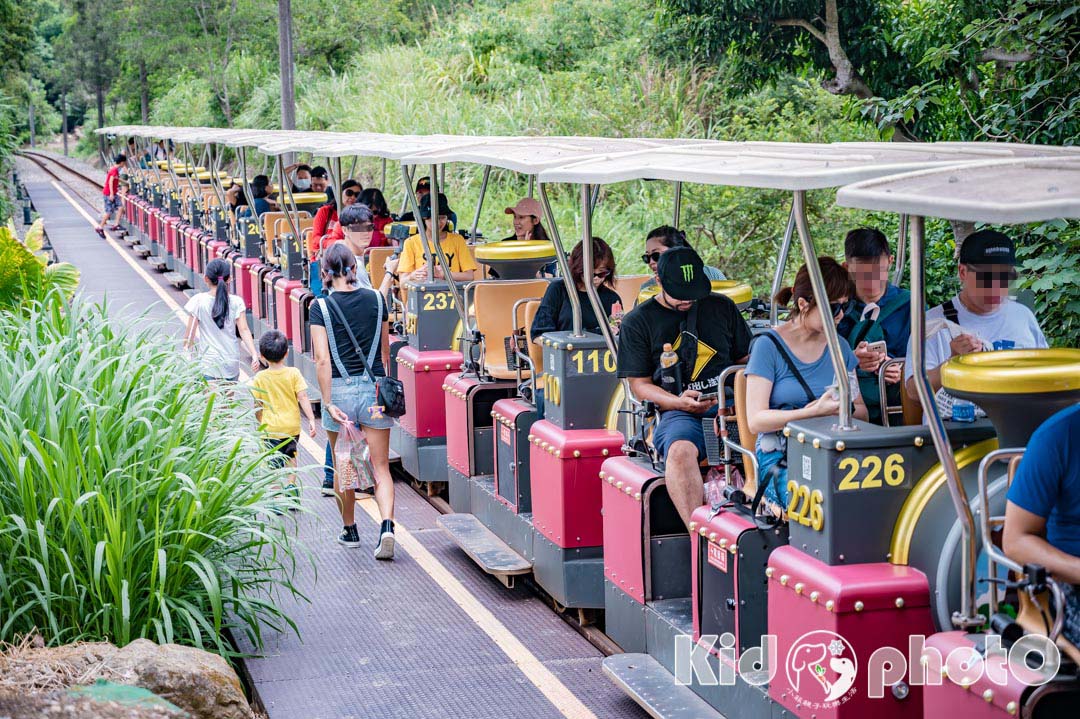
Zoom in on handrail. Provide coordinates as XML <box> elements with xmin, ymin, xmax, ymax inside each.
<box><xmin>716</xmin><ymin>363</ymin><xmax>747</xmax><ymax>486</ymax></box>
<box><xmin>978</xmin><ymin>448</ymin><xmax>1025</xmax><ymax>615</ymax></box>
<box><xmin>878</xmin><ymin>357</ymin><xmax>906</xmax><ymax>427</ymax></box>
<box><xmin>910</xmin><ymin>214</ymin><xmax>983</xmax><ymax>629</ymax></box>
<box><xmin>512</xmin><ymin>296</ymin><xmax>543</xmax><ymax>400</ymax></box>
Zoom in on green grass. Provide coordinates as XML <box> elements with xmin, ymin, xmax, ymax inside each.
<box><xmin>0</xmin><ymin>294</ymin><xmax>305</xmax><ymax>656</ymax></box>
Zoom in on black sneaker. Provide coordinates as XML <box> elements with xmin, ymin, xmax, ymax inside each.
<box><xmin>374</xmin><ymin>519</ymin><xmax>395</xmax><ymax>560</ymax></box>
<box><xmin>338</xmin><ymin>524</ymin><xmax>360</xmax><ymax>548</ymax></box>
<box><xmin>321</xmin><ymin>477</ymin><xmax>335</xmax><ymax>496</ymax></box>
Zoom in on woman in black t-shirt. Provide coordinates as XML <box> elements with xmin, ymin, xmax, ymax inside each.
<box><xmin>309</xmin><ymin>243</ymin><xmax>397</xmax><ymax>559</ymax></box>
<box><xmin>529</xmin><ymin>238</ymin><xmax>622</xmax><ymax>416</ymax></box>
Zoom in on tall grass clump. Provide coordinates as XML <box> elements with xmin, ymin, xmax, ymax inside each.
<box><xmin>0</xmin><ymin>294</ymin><xmax>303</xmax><ymax>657</ymax></box>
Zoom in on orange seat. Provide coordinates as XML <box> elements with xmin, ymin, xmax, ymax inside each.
<box><xmin>733</xmin><ymin>369</ymin><xmax>758</xmax><ymax>495</ymax></box>
<box><xmin>473</xmin><ymin>280</ymin><xmax>550</xmax><ymax>380</ymax></box>
<box><xmin>614</xmin><ymin>275</ymin><xmax>650</xmax><ymax>310</ymax></box>
<box><xmin>266</xmin><ymin>213</ymin><xmax>311</xmax><ymax>262</ymax></box>
<box><xmin>367</xmin><ymin>247</ymin><xmax>396</xmax><ymax>291</ymax></box>
<box><xmin>522</xmin><ymin>299</ymin><xmax>545</xmax><ymax>387</ymax></box>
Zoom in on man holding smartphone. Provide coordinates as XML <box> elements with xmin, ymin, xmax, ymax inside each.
<box><xmin>838</xmin><ymin>228</ymin><xmax>911</xmax><ymax>424</ymax></box>
<box><xmin>618</xmin><ymin>247</ymin><xmax>752</xmax><ymax>528</ymax></box>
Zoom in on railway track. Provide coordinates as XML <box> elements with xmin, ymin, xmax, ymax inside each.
<box><xmin>18</xmin><ymin>147</ymin><xmax>623</xmax><ymax>657</ymax></box>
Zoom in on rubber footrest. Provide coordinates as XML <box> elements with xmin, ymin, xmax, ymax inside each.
<box><xmin>437</xmin><ymin>513</ymin><xmax>532</xmax><ymax>577</ymax></box>
<box><xmin>164</xmin><ymin>272</ymin><xmax>189</xmax><ymax>289</ymax></box>
<box><xmin>132</xmin><ymin>244</ymin><xmax>151</xmax><ymax>257</ymax></box>
<box><xmin>147</xmin><ymin>256</ymin><xmax>167</xmax><ymax>271</ymax></box>
<box><xmin>602</xmin><ymin>654</ymin><xmax>726</xmax><ymax>719</ymax></box>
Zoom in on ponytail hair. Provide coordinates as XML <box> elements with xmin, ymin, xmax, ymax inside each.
<box><xmin>320</xmin><ymin>242</ymin><xmax>358</xmax><ymax>288</ymax></box>
<box><xmin>205</xmin><ymin>258</ymin><xmax>232</xmax><ymax>329</ymax></box>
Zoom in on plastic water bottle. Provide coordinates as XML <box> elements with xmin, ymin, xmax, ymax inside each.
<box><xmin>952</xmin><ymin>399</ymin><xmax>976</xmax><ymax>423</ymax></box>
<box><xmin>660</xmin><ymin>343</ymin><xmax>682</xmax><ymax>396</ymax></box>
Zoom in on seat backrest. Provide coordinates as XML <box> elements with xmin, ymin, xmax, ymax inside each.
<box><xmin>901</xmin><ymin>381</ymin><xmax>923</xmax><ymax>426</ymax></box>
<box><xmin>266</xmin><ymin>213</ymin><xmax>311</xmax><ymax>262</ymax></box>
<box><xmin>522</xmin><ymin>299</ymin><xmax>545</xmax><ymax>374</ymax></box>
<box><xmin>615</xmin><ymin>275</ymin><xmax>651</xmax><ymax>309</ymax></box>
<box><xmin>474</xmin><ymin>280</ymin><xmax>550</xmax><ymax>370</ymax></box>
<box><xmin>262</xmin><ymin>212</ymin><xmax>289</xmax><ymax>261</ymax></box>
<box><xmin>368</xmin><ymin>247</ymin><xmax>396</xmax><ymax>291</ymax></box>
<box><xmin>734</xmin><ymin>369</ymin><xmax>758</xmax><ymax>493</ymax></box>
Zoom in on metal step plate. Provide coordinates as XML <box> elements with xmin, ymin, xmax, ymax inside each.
<box><xmin>437</xmin><ymin>513</ymin><xmax>532</xmax><ymax>587</ymax></box>
<box><xmin>147</xmin><ymin>256</ymin><xmax>168</xmax><ymax>271</ymax></box>
<box><xmin>132</xmin><ymin>244</ymin><xmax>152</xmax><ymax>257</ymax></box>
<box><xmin>164</xmin><ymin>272</ymin><xmax>189</xmax><ymax>289</ymax></box>
<box><xmin>603</xmin><ymin>654</ymin><xmax>726</xmax><ymax>719</ymax></box>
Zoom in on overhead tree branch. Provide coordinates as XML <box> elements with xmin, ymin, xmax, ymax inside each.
<box><xmin>980</xmin><ymin>48</ymin><xmax>1036</xmax><ymax>64</ymax></box>
<box><xmin>773</xmin><ymin>18</ymin><xmax>827</xmax><ymax>46</ymax></box>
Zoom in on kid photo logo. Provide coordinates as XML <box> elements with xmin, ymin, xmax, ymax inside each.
<box><xmin>786</xmin><ymin>630</ymin><xmax>858</xmax><ymax>709</ymax></box>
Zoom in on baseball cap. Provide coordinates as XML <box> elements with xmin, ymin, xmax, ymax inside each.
<box><xmin>419</xmin><ymin>192</ymin><xmax>453</xmax><ymax>219</ymax></box>
<box><xmin>339</xmin><ymin>203</ymin><xmax>373</xmax><ymax>228</ymax></box>
<box><xmin>505</xmin><ymin>197</ymin><xmax>543</xmax><ymax>218</ymax></box>
<box><xmin>656</xmin><ymin>246</ymin><xmax>711</xmax><ymax>302</ymax></box>
<box><xmin>959</xmin><ymin>229</ymin><xmax>1016</xmax><ymax>266</ymax></box>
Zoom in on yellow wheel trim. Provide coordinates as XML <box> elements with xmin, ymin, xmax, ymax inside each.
<box><xmin>638</xmin><ymin>280</ymin><xmax>753</xmax><ymax>305</ymax></box>
<box><xmin>474</xmin><ymin>240</ymin><xmax>556</xmax><ymax>261</ymax></box>
<box><xmin>606</xmin><ymin>383</ymin><xmax>626</xmax><ymax>431</ymax></box>
<box><xmin>941</xmin><ymin>348</ymin><xmax>1080</xmax><ymax>395</ymax></box>
<box><xmin>889</xmin><ymin>438</ymin><xmax>999</xmax><ymax>565</ymax></box>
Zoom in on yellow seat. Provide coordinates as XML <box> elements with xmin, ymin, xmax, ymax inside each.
<box><xmin>368</xmin><ymin>247</ymin><xmax>397</xmax><ymax>291</ymax></box>
<box><xmin>473</xmin><ymin>280</ymin><xmax>550</xmax><ymax>380</ymax></box>
<box><xmin>733</xmin><ymin>369</ymin><xmax>758</xmax><ymax>495</ymax></box>
<box><xmin>638</xmin><ymin>279</ymin><xmax>754</xmax><ymax>306</ymax></box>
<box><xmin>263</xmin><ymin>212</ymin><xmax>310</xmax><ymax>263</ymax></box>
<box><xmin>614</xmin><ymin>275</ymin><xmax>650</xmax><ymax>309</ymax></box>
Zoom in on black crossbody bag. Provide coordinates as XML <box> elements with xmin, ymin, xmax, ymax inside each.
<box><xmin>324</xmin><ymin>292</ymin><xmax>407</xmax><ymax>418</ymax></box>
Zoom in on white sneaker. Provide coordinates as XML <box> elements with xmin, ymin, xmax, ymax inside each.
<box><xmin>374</xmin><ymin>531</ymin><xmax>395</xmax><ymax>560</ymax></box>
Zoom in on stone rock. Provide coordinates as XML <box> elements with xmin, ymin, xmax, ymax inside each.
<box><xmin>0</xmin><ymin>640</ymin><xmax>254</xmax><ymax>719</ymax></box>
<box><xmin>0</xmin><ymin>690</ymin><xmax>187</xmax><ymax>719</ymax></box>
<box><xmin>108</xmin><ymin>640</ymin><xmax>254</xmax><ymax>719</ymax></box>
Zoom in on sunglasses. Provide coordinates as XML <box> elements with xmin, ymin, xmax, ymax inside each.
<box><xmin>829</xmin><ymin>301</ymin><xmax>847</xmax><ymax>318</ymax></box>
<box><xmin>345</xmin><ymin>223</ymin><xmax>374</xmax><ymax>232</ymax></box>
<box><xmin>593</xmin><ymin>269</ymin><xmax>612</xmax><ymax>279</ymax></box>
<box><xmin>971</xmin><ymin>269</ymin><xmax>1017</xmax><ymax>287</ymax></box>
<box><xmin>344</xmin><ymin>189</ymin><xmax>360</xmax><ymax>198</ymax></box>
<box><xmin>642</xmin><ymin>250</ymin><xmax>663</xmax><ymax>265</ymax></box>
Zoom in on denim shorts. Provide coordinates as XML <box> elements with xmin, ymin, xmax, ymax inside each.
<box><xmin>652</xmin><ymin>407</ymin><xmax>718</xmax><ymax>461</ymax></box>
<box><xmin>322</xmin><ymin>375</ymin><xmax>395</xmax><ymax>433</ymax></box>
<box><xmin>757</xmin><ymin>449</ymin><xmax>788</xmax><ymax>506</ymax></box>
<box><xmin>104</xmin><ymin>195</ymin><xmax>121</xmax><ymax>213</ymax></box>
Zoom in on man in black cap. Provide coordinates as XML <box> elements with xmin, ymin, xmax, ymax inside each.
<box><xmin>904</xmin><ymin>229</ymin><xmax>1047</xmax><ymax>400</ymax></box>
<box><xmin>396</xmin><ymin>192</ymin><xmax>476</xmax><ymax>283</ymax></box>
<box><xmin>617</xmin><ymin>247</ymin><xmax>752</xmax><ymax>528</ymax></box>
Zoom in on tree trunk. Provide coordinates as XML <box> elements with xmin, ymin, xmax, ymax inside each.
<box><xmin>278</xmin><ymin>0</ymin><xmax>296</xmax><ymax>132</ymax></box>
<box><xmin>96</xmin><ymin>85</ymin><xmax>106</xmax><ymax>162</ymax></box>
<box><xmin>62</xmin><ymin>93</ymin><xmax>68</xmax><ymax>157</ymax></box>
<box><xmin>139</xmin><ymin>61</ymin><xmax>149</xmax><ymax>123</ymax></box>
<box><xmin>28</xmin><ymin>99</ymin><xmax>35</xmax><ymax>148</ymax></box>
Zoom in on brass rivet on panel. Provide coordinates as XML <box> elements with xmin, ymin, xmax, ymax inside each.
<box><xmin>854</xmin><ymin>601</ymin><xmax>865</xmax><ymax>612</ymax></box>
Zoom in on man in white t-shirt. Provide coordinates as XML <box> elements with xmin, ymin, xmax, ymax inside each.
<box><xmin>904</xmin><ymin>230</ymin><xmax>1047</xmax><ymax>403</ymax></box>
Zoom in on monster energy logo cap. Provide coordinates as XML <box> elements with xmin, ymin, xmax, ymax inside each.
<box><xmin>657</xmin><ymin>246</ymin><xmax>711</xmax><ymax>301</ymax></box>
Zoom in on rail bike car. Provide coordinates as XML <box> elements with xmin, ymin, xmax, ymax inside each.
<box><xmin>837</xmin><ymin>156</ymin><xmax>1080</xmax><ymax>719</ymax></box>
<box><xmin>532</xmin><ymin>142</ymin><xmax>1080</xmax><ymax>718</ymax></box>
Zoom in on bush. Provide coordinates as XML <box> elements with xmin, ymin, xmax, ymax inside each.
<box><xmin>0</xmin><ymin>295</ymin><xmax>303</xmax><ymax>656</ymax></box>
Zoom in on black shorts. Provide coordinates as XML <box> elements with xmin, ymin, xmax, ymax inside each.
<box><xmin>264</xmin><ymin>436</ymin><xmax>299</xmax><ymax>467</ymax></box>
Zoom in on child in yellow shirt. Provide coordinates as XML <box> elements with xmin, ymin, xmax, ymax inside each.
<box><xmin>251</xmin><ymin>330</ymin><xmax>316</xmax><ymax>501</ymax></box>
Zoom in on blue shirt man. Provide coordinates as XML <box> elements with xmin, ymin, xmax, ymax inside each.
<box><xmin>1004</xmin><ymin>404</ymin><xmax>1080</xmax><ymax>645</ymax></box>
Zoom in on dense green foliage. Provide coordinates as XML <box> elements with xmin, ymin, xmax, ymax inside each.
<box><xmin>0</xmin><ymin>219</ymin><xmax>80</xmax><ymax>310</ymax></box>
<box><xmin>0</xmin><ymin>295</ymin><xmax>304</xmax><ymax>655</ymax></box>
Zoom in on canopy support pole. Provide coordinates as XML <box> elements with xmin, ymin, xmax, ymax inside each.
<box><xmin>329</xmin><ymin>157</ymin><xmax>343</xmax><ymax>202</ymax></box>
<box><xmin>380</xmin><ymin>158</ymin><xmax>387</xmax><ymax>192</ymax></box>
<box><xmin>471</xmin><ymin>165</ymin><xmax>491</xmax><ymax>241</ymax></box>
<box><xmin>770</xmin><ymin>201</ymin><xmax>797</xmax><ymax>326</ymax></box>
<box><xmin>893</xmin><ymin>214</ymin><xmax>909</xmax><ymax>286</ymax></box>
<box><xmin>527</xmin><ymin>175</ymin><xmax>535</xmax><ymax>199</ymax></box>
<box><xmin>672</xmin><ymin>181</ymin><xmax>682</xmax><ymax>227</ymax></box>
<box><xmin>539</xmin><ymin>182</ymin><xmax>582</xmax><ymax>337</ymax></box>
<box><xmin>581</xmin><ymin>183</ymin><xmax>619</xmax><ymax>357</ymax></box>
<box><xmin>276</xmin><ymin>155</ymin><xmax>302</xmax><ymax>257</ymax></box>
<box><xmin>238</xmin><ymin>152</ymin><xmax>264</xmax><ymax>247</ymax></box>
<box><xmin>399</xmin><ymin>165</ymin><xmax>413</xmax><ymax>217</ymax></box>
<box><xmin>908</xmin><ymin>214</ymin><xmax>984</xmax><ymax>630</ymax></box>
<box><xmin>206</xmin><ymin>144</ymin><xmax>230</xmax><ymax>221</ymax></box>
<box><xmin>792</xmin><ymin>190</ymin><xmax>854</xmax><ymax>430</ymax></box>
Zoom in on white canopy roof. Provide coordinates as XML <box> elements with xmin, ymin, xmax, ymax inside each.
<box><xmin>394</xmin><ymin>136</ymin><xmax>712</xmax><ymax>174</ymax></box>
<box><xmin>256</xmin><ymin>134</ymin><xmax>498</xmax><ymax>160</ymax></box>
<box><xmin>836</xmin><ymin>156</ymin><xmax>1080</xmax><ymax>224</ymax></box>
<box><xmin>535</xmin><ymin>142</ymin><xmax>1080</xmax><ymax>190</ymax></box>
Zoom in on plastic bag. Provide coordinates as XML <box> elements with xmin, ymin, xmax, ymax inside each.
<box><xmin>334</xmin><ymin>421</ymin><xmax>376</xmax><ymax>492</ymax></box>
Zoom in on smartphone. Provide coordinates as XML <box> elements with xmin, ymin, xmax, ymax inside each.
<box><xmin>866</xmin><ymin>340</ymin><xmax>888</xmax><ymax>354</ymax></box>
<box><xmin>698</xmin><ymin>391</ymin><xmax>719</xmax><ymax>402</ymax></box>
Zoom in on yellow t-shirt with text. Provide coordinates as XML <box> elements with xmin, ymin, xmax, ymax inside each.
<box><xmin>399</xmin><ymin>231</ymin><xmax>477</xmax><ymax>275</ymax></box>
<box><xmin>251</xmin><ymin>367</ymin><xmax>308</xmax><ymax>438</ymax></box>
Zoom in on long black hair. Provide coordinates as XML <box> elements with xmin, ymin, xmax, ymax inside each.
<box><xmin>646</xmin><ymin>225</ymin><xmax>689</xmax><ymax>249</ymax></box>
<box><xmin>320</xmin><ymin>242</ymin><xmax>358</xmax><ymax>289</ymax></box>
<box><xmin>359</xmin><ymin>188</ymin><xmax>390</xmax><ymax>218</ymax></box>
<box><xmin>205</xmin><ymin>258</ymin><xmax>232</xmax><ymax>329</ymax></box>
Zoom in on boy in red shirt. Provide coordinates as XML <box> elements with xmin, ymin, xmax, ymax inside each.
<box><xmin>95</xmin><ymin>154</ymin><xmax>126</xmax><ymax>237</ymax></box>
